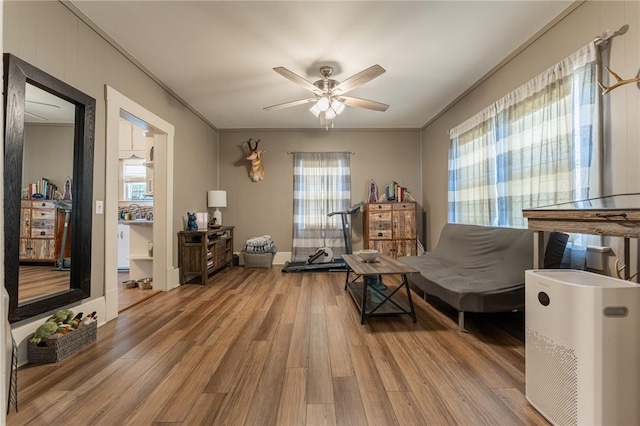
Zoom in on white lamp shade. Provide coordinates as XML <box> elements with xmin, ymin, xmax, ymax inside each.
<box><xmin>325</xmin><ymin>108</ymin><xmax>336</xmax><ymax>120</ymax></box>
<box><xmin>207</xmin><ymin>190</ymin><xmax>227</xmax><ymax>208</ymax></box>
<box><xmin>331</xmin><ymin>99</ymin><xmax>345</xmax><ymax>115</ymax></box>
<box><xmin>316</xmin><ymin>97</ymin><xmax>330</xmax><ymax>112</ymax></box>
<box><xmin>309</xmin><ymin>103</ymin><xmax>321</xmax><ymax>117</ymax></box>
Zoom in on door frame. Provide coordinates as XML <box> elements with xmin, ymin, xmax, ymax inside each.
<box><xmin>105</xmin><ymin>86</ymin><xmax>175</xmax><ymax>321</ymax></box>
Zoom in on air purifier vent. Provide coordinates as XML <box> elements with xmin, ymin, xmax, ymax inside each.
<box><xmin>526</xmin><ymin>328</ymin><xmax>578</xmax><ymax>426</ymax></box>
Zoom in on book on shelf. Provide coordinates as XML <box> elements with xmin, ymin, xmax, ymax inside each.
<box><xmin>28</xmin><ymin>178</ymin><xmax>58</xmax><ymax>200</ymax></box>
<box><xmin>384</xmin><ymin>181</ymin><xmax>409</xmax><ymax>202</ymax></box>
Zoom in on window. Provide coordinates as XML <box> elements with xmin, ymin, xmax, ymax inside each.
<box><xmin>448</xmin><ymin>43</ymin><xmax>599</xmax><ymax>268</ymax></box>
<box><xmin>292</xmin><ymin>152</ymin><xmax>351</xmax><ymax>262</ymax></box>
<box><xmin>448</xmin><ymin>43</ymin><xmax>599</xmax><ymax>228</ymax></box>
<box><xmin>121</xmin><ymin>158</ymin><xmax>152</xmax><ymax>201</ymax></box>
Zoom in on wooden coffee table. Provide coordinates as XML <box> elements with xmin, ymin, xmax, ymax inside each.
<box><xmin>342</xmin><ymin>254</ymin><xmax>418</xmax><ymax>324</ymax></box>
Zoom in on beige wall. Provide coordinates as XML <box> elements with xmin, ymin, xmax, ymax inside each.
<box><xmin>421</xmin><ymin>0</ymin><xmax>640</xmax><ymax>250</ymax></box>
<box><xmin>218</xmin><ymin>130</ymin><xmax>422</xmax><ymax>254</ymax></box>
<box><xmin>23</xmin><ymin>124</ymin><xmax>74</xmax><ymax>189</ymax></box>
<box><xmin>4</xmin><ymin>2</ymin><xmax>218</xmax><ymax>311</ymax></box>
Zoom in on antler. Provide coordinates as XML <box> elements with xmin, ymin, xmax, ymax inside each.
<box><xmin>598</xmin><ymin>66</ymin><xmax>640</xmax><ymax>95</ymax></box>
<box><xmin>246</xmin><ymin>138</ymin><xmax>261</xmax><ymax>151</ymax></box>
<box><xmin>614</xmin><ymin>258</ymin><xmax>639</xmax><ymax>281</ymax></box>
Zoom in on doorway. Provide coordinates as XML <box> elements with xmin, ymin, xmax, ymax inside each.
<box><xmin>116</xmin><ymin>116</ymin><xmax>160</xmax><ymax>311</ymax></box>
<box><xmin>105</xmin><ymin>86</ymin><xmax>176</xmax><ymax>321</ymax></box>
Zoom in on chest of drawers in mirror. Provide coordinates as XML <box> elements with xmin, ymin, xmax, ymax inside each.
<box><xmin>20</xmin><ymin>200</ymin><xmax>57</xmax><ymax>262</ymax></box>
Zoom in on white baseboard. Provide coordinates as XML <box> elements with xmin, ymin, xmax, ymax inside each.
<box><xmin>273</xmin><ymin>252</ymin><xmax>290</xmax><ymax>265</ymax></box>
<box><xmin>167</xmin><ymin>266</ymin><xmax>180</xmax><ymax>290</ymax></box>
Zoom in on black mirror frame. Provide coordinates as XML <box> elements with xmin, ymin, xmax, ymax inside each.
<box><xmin>3</xmin><ymin>53</ymin><xmax>94</xmax><ymax>323</ymax></box>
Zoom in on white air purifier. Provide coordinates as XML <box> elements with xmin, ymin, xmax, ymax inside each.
<box><xmin>525</xmin><ymin>269</ymin><xmax>640</xmax><ymax>426</ymax></box>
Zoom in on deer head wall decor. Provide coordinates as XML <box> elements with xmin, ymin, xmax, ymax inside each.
<box><xmin>245</xmin><ymin>138</ymin><xmax>265</xmax><ymax>182</ymax></box>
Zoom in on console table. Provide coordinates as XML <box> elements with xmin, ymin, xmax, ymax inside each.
<box><xmin>523</xmin><ymin>193</ymin><xmax>640</xmax><ymax>279</ymax></box>
<box><xmin>343</xmin><ymin>254</ymin><xmax>418</xmax><ymax>324</ymax></box>
<box><xmin>178</xmin><ymin>226</ymin><xmax>234</xmax><ymax>284</ymax></box>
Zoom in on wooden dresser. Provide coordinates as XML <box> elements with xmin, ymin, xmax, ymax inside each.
<box><xmin>364</xmin><ymin>202</ymin><xmax>417</xmax><ymax>258</ymax></box>
<box><xmin>20</xmin><ymin>200</ymin><xmax>57</xmax><ymax>262</ymax></box>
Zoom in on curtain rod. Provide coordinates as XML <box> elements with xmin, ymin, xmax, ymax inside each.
<box><xmin>594</xmin><ymin>24</ymin><xmax>628</xmax><ymax>46</ymax></box>
<box><xmin>287</xmin><ymin>151</ymin><xmax>355</xmax><ymax>155</ymax></box>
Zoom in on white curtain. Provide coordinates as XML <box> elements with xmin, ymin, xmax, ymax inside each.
<box><xmin>292</xmin><ymin>152</ymin><xmax>351</xmax><ymax>262</ymax></box>
<box><xmin>448</xmin><ymin>43</ymin><xmax>599</xmax><ymax>268</ymax></box>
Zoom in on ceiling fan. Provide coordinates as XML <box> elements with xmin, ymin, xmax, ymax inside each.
<box><xmin>264</xmin><ymin>64</ymin><xmax>389</xmax><ymax>127</ymax></box>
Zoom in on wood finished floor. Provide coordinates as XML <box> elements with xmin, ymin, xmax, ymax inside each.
<box><xmin>9</xmin><ymin>265</ymin><xmax>548</xmax><ymax>426</ymax></box>
<box><xmin>18</xmin><ymin>265</ymin><xmax>70</xmax><ymax>304</ymax></box>
<box><xmin>118</xmin><ymin>270</ymin><xmax>161</xmax><ymax>313</ymax></box>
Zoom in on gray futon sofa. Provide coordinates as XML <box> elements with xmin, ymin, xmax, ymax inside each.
<box><xmin>399</xmin><ymin>223</ymin><xmax>563</xmax><ymax>331</ymax></box>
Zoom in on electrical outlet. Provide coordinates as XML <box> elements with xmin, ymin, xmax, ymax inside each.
<box><xmin>96</xmin><ymin>200</ymin><xmax>104</xmax><ymax>215</ymax></box>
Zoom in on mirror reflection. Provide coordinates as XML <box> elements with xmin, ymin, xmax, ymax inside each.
<box><xmin>4</xmin><ymin>53</ymin><xmax>94</xmax><ymax>323</ymax></box>
<box><xmin>18</xmin><ymin>84</ymin><xmax>75</xmax><ymax>304</ymax></box>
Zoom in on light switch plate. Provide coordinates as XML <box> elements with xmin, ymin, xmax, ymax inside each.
<box><xmin>96</xmin><ymin>200</ymin><xmax>104</xmax><ymax>215</ymax></box>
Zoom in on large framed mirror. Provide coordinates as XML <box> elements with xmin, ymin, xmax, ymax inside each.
<box><xmin>4</xmin><ymin>53</ymin><xmax>94</xmax><ymax>323</ymax></box>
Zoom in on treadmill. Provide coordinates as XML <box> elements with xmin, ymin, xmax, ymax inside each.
<box><xmin>282</xmin><ymin>201</ymin><xmax>364</xmax><ymax>273</ymax></box>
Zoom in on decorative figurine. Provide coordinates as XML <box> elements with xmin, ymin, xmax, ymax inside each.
<box><xmin>187</xmin><ymin>212</ymin><xmax>198</xmax><ymax>231</ymax></box>
<box><xmin>369</xmin><ymin>180</ymin><xmax>378</xmax><ymax>202</ymax></box>
<box><xmin>63</xmin><ymin>176</ymin><xmax>72</xmax><ymax>201</ymax></box>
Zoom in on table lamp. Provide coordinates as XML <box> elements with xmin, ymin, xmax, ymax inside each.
<box><xmin>207</xmin><ymin>190</ymin><xmax>227</xmax><ymax>227</ymax></box>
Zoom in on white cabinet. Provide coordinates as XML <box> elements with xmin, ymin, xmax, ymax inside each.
<box><xmin>119</xmin><ymin>121</ymin><xmax>146</xmax><ymax>159</ymax></box>
<box><xmin>117</xmin><ymin>224</ymin><xmax>130</xmax><ymax>269</ymax></box>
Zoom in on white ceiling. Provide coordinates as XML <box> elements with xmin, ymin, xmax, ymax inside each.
<box><xmin>69</xmin><ymin>1</ymin><xmax>572</xmax><ymax>130</ymax></box>
<box><xmin>25</xmin><ymin>83</ymin><xmax>75</xmax><ymax>124</ymax></box>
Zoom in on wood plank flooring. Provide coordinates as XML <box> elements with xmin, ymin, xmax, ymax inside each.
<box><xmin>8</xmin><ymin>266</ymin><xmax>548</xmax><ymax>425</ymax></box>
<box><xmin>118</xmin><ymin>271</ymin><xmax>161</xmax><ymax>313</ymax></box>
<box><xmin>18</xmin><ymin>265</ymin><xmax>70</xmax><ymax>304</ymax></box>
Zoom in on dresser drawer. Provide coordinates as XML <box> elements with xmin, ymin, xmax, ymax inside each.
<box><xmin>31</xmin><ymin>208</ymin><xmax>56</xmax><ymax>220</ymax></box>
<box><xmin>368</xmin><ymin>222</ymin><xmax>392</xmax><ymax>239</ymax></box>
<box><xmin>392</xmin><ymin>203</ymin><xmax>415</xmax><ymax>211</ymax></box>
<box><xmin>30</xmin><ymin>200</ymin><xmax>56</xmax><ymax>209</ymax></box>
<box><xmin>368</xmin><ymin>211</ymin><xmax>391</xmax><ymax>222</ymax></box>
<box><xmin>368</xmin><ymin>203</ymin><xmax>392</xmax><ymax>211</ymax></box>
<box><xmin>31</xmin><ymin>219</ymin><xmax>55</xmax><ymax>238</ymax></box>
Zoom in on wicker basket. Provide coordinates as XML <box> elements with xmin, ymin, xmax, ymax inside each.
<box><xmin>243</xmin><ymin>252</ymin><xmax>274</xmax><ymax>268</ymax></box>
<box><xmin>27</xmin><ymin>321</ymin><xmax>97</xmax><ymax>364</ymax></box>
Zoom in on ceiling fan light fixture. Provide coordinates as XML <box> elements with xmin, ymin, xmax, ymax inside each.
<box><xmin>325</xmin><ymin>108</ymin><xmax>337</xmax><ymax>120</ymax></box>
<box><xmin>265</xmin><ymin>64</ymin><xmax>387</xmax><ymax>129</ymax></box>
<box><xmin>316</xmin><ymin>97</ymin><xmax>330</xmax><ymax>112</ymax></box>
<box><xmin>331</xmin><ymin>99</ymin><xmax>345</xmax><ymax>115</ymax></box>
<box><xmin>309</xmin><ymin>103</ymin><xmax>321</xmax><ymax>117</ymax></box>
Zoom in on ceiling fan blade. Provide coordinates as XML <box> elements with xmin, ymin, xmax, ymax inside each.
<box><xmin>332</xmin><ymin>65</ymin><xmax>386</xmax><ymax>95</ymax></box>
<box><xmin>340</xmin><ymin>96</ymin><xmax>389</xmax><ymax>112</ymax></box>
<box><xmin>25</xmin><ymin>111</ymin><xmax>49</xmax><ymax>122</ymax></box>
<box><xmin>263</xmin><ymin>97</ymin><xmax>317</xmax><ymax>111</ymax></box>
<box><xmin>273</xmin><ymin>67</ymin><xmax>321</xmax><ymax>94</ymax></box>
<box><xmin>26</xmin><ymin>100</ymin><xmax>61</xmax><ymax>108</ymax></box>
